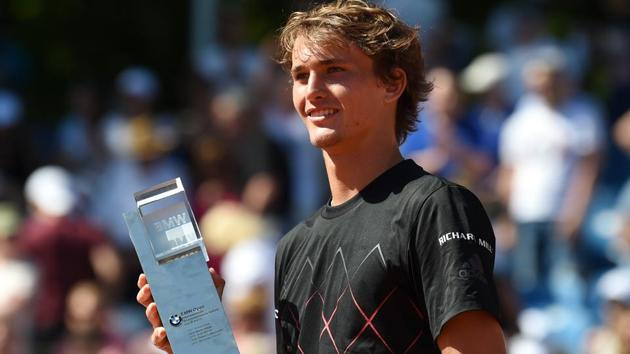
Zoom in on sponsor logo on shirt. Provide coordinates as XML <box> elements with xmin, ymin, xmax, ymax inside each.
<box><xmin>437</xmin><ymin>231</ymin><xmax>493</xmax><ymax>254</ymax></box>
<box><xmin>438</xmin><ymin>231</ymin><xmax>475</xmax><ymax>245</ymax></box>
<box><xmin>457</xmin><ymin>256</ymin><xmax>487</xmax><ymax>284</ymax></box>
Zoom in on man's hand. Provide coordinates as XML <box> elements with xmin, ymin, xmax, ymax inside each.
<box><xmin>136</xmin><ymin>268</ymin><xmax>226</xmax><ymax>353</ymax></box>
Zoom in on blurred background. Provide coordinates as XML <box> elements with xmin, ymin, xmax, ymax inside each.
<box><xmin>0</xmin><ymin>0</ymin><xmax>628</xmax><ymax>353</ymax></box>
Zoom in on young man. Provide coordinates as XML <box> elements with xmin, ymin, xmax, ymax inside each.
<box><xmin>138</xmin><ymin>1</ymin><xmax>506</xmax><ymax>353</ymax></box>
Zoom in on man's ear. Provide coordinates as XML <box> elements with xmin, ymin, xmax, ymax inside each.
<box><xmin>384</xmin><ymin>68</ymin><xmax>407</xmax><ymax>103</ymax></box>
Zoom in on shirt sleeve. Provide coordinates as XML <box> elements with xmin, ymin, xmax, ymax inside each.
<box><xmin>412</xmin><ymin>184</ymin><xmax>500</xmax><ymax>339</ymax></box>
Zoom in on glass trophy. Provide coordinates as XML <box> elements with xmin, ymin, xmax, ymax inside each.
<box><xmin>123</xmin><ymin>178</ymin><xmax>239</xmax><ymax>353</ymax></box>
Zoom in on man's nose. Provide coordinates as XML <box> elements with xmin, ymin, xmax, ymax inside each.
<box><xmin>306</xmin><ymin>73</ymin><xmax>327</xmax><ymax>101</ymax></box>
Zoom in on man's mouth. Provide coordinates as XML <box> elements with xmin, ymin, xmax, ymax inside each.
<box><xmin>306</xmin><ymin>108</ymin><xmax>339</xmax><ymax>119</ymax></box>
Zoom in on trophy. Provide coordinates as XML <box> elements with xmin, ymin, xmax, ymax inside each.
<box><xmin>123</xmin><ymin>178</ymin><xmax>239</xmax><ymax>353</ymax></box>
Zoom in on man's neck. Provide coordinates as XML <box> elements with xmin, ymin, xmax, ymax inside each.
<box><xmin>323</xmin><ymin>145</ymin><xmax>403</xmax><ymax>206</ymax></box>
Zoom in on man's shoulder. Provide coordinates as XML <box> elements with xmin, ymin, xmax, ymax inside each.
<box><xmin>363</xmin><ymin>159</ymin><xmax>453</xmax><ymax>205</ymax></box>
<box><xmin>399</xmin><ymin>168</ymin><xmax>487</xmax><ymax>220</ymax></box>
<box><xmin>344</xmin><ymin>159</ymin><xmax>479</xmax><ymax>217</ymax></box>
<box><xmin>395</xmin><ymin>164</ymin><xmax>467</xmax><ymax>206</ymax></box>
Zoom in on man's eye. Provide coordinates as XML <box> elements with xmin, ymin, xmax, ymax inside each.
<box><xmin>327</xmin><ymin>66</ymin><xmax>344</xmax><ymax>73</ymax></box>
<box><xmin>293</xmin><ymin>73</ymin><xmax>308</xmax><ymax>82</ymax></box>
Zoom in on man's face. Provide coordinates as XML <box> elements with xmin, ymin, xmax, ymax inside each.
<box><xmin>290</xmin><ymin>36</ymin><xmax>393</xmax><ymax>153</ymax></box>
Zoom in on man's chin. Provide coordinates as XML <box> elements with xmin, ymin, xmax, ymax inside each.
<box><xmin>309</xmin><ymin>133</ymin><xmax>341</xmax><ymax>150</ymax></box>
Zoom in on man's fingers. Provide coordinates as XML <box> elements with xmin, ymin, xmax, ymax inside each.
<box><xmin>136</xmin><ymin>274</ymin><xmax>154</xmax><ymax>307</ymax></box>
<box><xmin>137</xmin><ymin>273</ymin><xmax>148</xmax><ymax>289</ymax></box>
<box><xmin>209</xmin><ymin>267</ymin><xmax>225</xmax><ymax>299</ymax></box>
<box><xmin>151</xmin><ymin>327</ymin><xmax>173</xmax><ymax>354</ymax></box>
<box><xmin>136</xmin><ymin>284</ymin><xmax>154</xmax><ymax>307</ymax></box>
<box><xmin>139</xmin><ymin>273</ymin><xmax>172</xmax><ymax>354</ymax></box>
<box><xmin>145</xmin><ymin>302</ymin><xmax>163</xmax><ymax>328</ymax></box>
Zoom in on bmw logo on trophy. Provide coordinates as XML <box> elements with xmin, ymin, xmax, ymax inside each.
<box><xmin>123</xmin><ymin>178</ymin><xmax>239</xmax><ymax>353</ymax></box>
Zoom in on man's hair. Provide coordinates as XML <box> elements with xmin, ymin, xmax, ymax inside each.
<box><xmin>278</xmin><ymin>0</ymin><xmax>432</xmax><ymax>144</ymax></box>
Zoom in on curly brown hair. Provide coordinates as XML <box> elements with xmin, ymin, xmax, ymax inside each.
<box><xmin>278</xmin><ymin>0</ymin><xmax>432</xmax><ymax>144</ymax></box>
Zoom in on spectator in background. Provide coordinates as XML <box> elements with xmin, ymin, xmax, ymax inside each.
<box><xmin>92</xmin><ymin>66</ymin><xmax>188</xmax><ymax>250</ymax></box>
<box><xmin>100</xmin><ymin>66</ymin><xmax>173</xmax><ymax>161</ymax></box>
<box><xmin>176</xmin><ymin>75</ymin><xmax>243</xmax><ymax>216</ymax></box>
<box><xmin>206</xmin><ymin>87</ymin><xmax>273</xmax><ymax>197</ymax></box>
<box><xmin>458</xmin><ymin>52</ymin><xmax>512</xmax><ymax>204</ymax></box>
<box><xmin>497</xmin><ymin>48</ymin><xmax>605</xmax><ymax>354</ymax></box>
<box><xmin>401</xmin><ymin>67</ymin><xmax>492</xmax><ymax>188</ymax></box>
<box><xmin>14</xmin><ymin>166</ymin><xmax>121</xmax><ymax>354</ymax></box>
<box><xmin>54</xmin><ymin>281</ymin><xmax>124</xmax><ymax>354</ymax></box>
<box><xmin>186</xmin><ymin>129</ymin><xmax>242</xmax><ymax>217</ymax></box>
<box><xmin>186</xmin><ymin>85</ymin><xmax>284</xmax><ymax>222</ymax></box>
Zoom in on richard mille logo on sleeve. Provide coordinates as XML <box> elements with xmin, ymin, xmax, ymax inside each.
<box><xmin>437</xmin><ymin>231</ymin><xmax>493</xmax><ymax>254</ymax></box>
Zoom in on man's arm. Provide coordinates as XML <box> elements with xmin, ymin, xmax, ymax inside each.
<box><xmin>412</xmin><ymin>185</ymin><xmax>505</xmax><ymax>352</ymax></box>
<box><xmin>437</xmin><ymin>310</ymin><xmax>506</xmax><ymax>354</ymax></box>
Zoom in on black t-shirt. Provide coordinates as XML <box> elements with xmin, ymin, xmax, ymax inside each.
<box><xmin>275</xmin><ymin>160</ymin><xmax>500</xmax><ymax>353</ymax></box>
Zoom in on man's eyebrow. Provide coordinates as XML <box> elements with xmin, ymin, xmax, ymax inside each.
<box><xmin>291</xmin><ymin>59</ymin><xmax>347</xmax><ymax>74</ymax></box>
<box><xmin>291</xmin><ymin>65</ymin><xmax>306</xmax><ymax>75</ymax></box>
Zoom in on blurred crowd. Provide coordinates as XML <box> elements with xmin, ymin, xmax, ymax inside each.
<box><xmin>0</xmin><ymin>1</ymin><xmax>629</xmax><ymax>353</ymax></box>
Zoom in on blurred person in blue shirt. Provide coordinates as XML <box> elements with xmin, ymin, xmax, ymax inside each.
<box><xmin>401</xmin><ymin>67</ymin><xmax>492</xmax><ymax>188</ymax></box>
